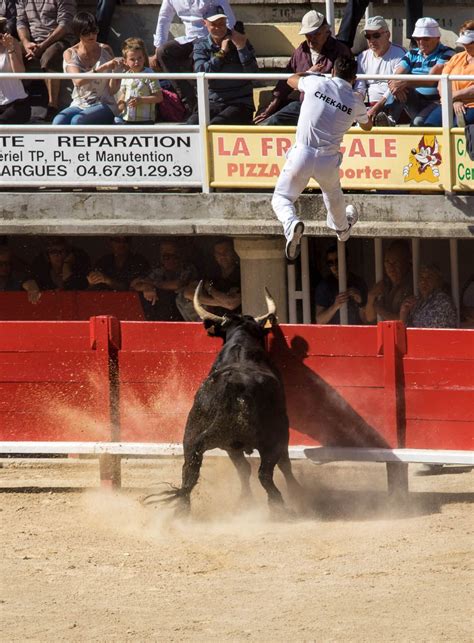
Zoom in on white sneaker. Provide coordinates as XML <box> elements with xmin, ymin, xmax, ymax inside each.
<box><xmin>285</xmin><ymin>220</ymin><xmax>305</xmax><ymax>261</ymax></box>
<box><xmin>336</xmin><ymin>205</ymin><xmax>359</xmax><ymax>242</ymax></box>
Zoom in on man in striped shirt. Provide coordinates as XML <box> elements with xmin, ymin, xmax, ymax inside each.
<box><xmin>16</xmin><ymin>0</ymin><xmax>76</xmax><ymax>119</ymax></box>
<box><xmin>383</xmin><ymin>17</ymin><xmax>454</xmax><ymax>126</ymax></box>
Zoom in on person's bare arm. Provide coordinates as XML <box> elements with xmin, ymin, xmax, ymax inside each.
<box><xmin>22</xmin><ymin>279</ymin><xmax>41</xmax><ymax>303</ymax></box>
<box><xmin>359</xmin><ymin>115</ymin><xmax>373</xmax><ymax>131</ymax></box>
<box><xmin>35</xmin><ymin>24</ymin><xmax>69</xmax><ymax>56</ymax></box>
<box><xmin>315</xmin><ymin>292</ymin><xmax>350</xmax><ymax>325</ymax></box>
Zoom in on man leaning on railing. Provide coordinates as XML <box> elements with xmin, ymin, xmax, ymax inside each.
<box><xmin>377</xmin><ymin>17</ymin><xmax>455</xmax><ymax>127</ymax></box>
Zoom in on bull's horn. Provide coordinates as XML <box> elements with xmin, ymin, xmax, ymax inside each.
<box><xmin>254</xmin><ymin>287</ymin><xmax>277</xmax><ymax>322</ymax></box>
<box><xmin>193</xmin><ymin>280</ymin><xmax>225</xmax><ymax>323</ymax></box>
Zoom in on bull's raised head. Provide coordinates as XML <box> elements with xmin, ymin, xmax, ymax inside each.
<box><xmin>193</xmin><ymin>281</ymin><xmax>277</xmax><ymax>341</ymax></box>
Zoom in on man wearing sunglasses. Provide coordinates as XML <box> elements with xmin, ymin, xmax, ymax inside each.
<box><xmin>354</xmin><ymin>16</ymin><xmax>405</xmax><ymax>125</ymax></box>
<box><xmin>254</xmin><ymin>10</ymin><xmax>350</xmax><ymax>125</ymax></box>
<box><xmin>381</xmin><ymin>17</ymin><xmax>454</xmax><ymax>126</ymax></box>
<box><xmin>314</xmin><ymin>244</ymin><xmax>367</xmax><ymax>325</ymax></box>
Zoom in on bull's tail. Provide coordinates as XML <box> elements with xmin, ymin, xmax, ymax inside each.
<box><xmin>140</xmin><ymin>482</ymin><xmax>187</xmax><ymax>507</ymax></box>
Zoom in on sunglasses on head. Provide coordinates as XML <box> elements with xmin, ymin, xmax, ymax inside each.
<box><xmin>364</xmin><ymin>31</ymin><xmax>386</xmax><ymax>40</ymax></box>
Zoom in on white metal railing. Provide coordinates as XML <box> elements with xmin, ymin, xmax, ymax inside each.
<box><xmin>1</xmin><ymin>71</ymin><xmax>472</xmax><ymax>133</ymax></box>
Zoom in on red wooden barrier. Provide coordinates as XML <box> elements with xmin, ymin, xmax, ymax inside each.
<box><xmin>1</xmin><ymin>318</ymin><xmax>472</xmax><ymax>454</ymax></box>
<box><xmin>0</xmin><ymin>317</ymin><xmax>116</xmax><ymax>441</ymax></box>
<box><xmin>0</xmin><ymin>291</ymin><xmax>145</xmax><ymax>321</ymax></box>
<box><xmin>403</xmin><ymin>328</ymin><xmax>474</xmax><ymax>450</ymax></box>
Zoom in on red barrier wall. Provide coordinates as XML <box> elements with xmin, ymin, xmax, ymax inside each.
<box><xmin>0</xmin><ymin>317</ymin><xmax>117</xmax><ymax>441</ymax></box>
<box><xmin>403</xmin><ymin>328</ymin><xmax>474</xmax><ymax>450</ymax></box>
<box><xmin>1</xmin><ymin>318</ymin><xmax>473</xmax><ymax>452</ymax></box>
<box><xmin>0</xmin><ymin>291</ymin><xmax>145</xmax><ymax>321</ymax></box>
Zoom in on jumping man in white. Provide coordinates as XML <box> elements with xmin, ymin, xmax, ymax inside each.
<box><xmin>272</xmin><ymin>56</ymin><xmax>373</xmax><ymax>260</ymax></box>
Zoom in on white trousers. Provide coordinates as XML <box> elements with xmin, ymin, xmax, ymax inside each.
<box><xmin>272</xmin><ymin>143</ymin><xmax>349</xmax><ymax>238</ymax></box>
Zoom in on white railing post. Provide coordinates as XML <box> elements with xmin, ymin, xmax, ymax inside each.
<box><xmin>337</xmin><ymin>239</ymin><xmax>348</xmax><ymax>325</ymax></box>
<box><xmin>326</xmin><ymin>0</ymin><xmax>335</xmax><ymax>28</ymax></box>
<box><xmin>440</xmin><ymin>74</ymin><xmax>453</xmax><ymax>193</ymax></box>
<box><xmin>300</xmin><ymin>237</ymin><xmax>311</xmax><ymax>323</ymax></box>
<box><xmin>287</xmin><ymin>263</ymin><xmax>297</xmax><ymax>323</ymax></box>
<box><xmin>196</xmin><ymin>72</ymin><xmax>211</xmax><ymax>194</ymax></box>
<box><xmin>440</xmin><ymin>75</ymin><xmax>453</xmax><ymax>130</ymax></box>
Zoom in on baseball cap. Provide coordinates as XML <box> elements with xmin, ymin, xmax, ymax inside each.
<box><xmin>412</xmin><ymin>17</ymin><xmax>441</xmax><ymax>38</ymax></box>
<box><xmin>203</xmin><ymin>5</ymin><xmax>226</xmax><ymax>22</ymax></box>
<box><xmin>456</xmin><ymin>29</ymin><xmax>474</xmax><ymax>45</ymax></box>
<box><xmin>298</xmin><ymin>10</ymin><xmax>326</xmax><ymax>36</ymax></box>
<box><xmin>361</xmin><ymin>16</ymin><xmax>388</xmax><ymax>32</ymax></box>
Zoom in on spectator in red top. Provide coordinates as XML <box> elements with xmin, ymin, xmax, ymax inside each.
<box><xmin>254</xmin><ymin>11</ymin><xmax>350</xmax><ymax>125</ymax></box>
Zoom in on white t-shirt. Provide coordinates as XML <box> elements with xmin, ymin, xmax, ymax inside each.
<box><xmin>296</xmin><ymin>75</ymin><xmax>368</xmax><ymax>154</ymax></box>
<box><xmin>355</xmin><ymin>43</ymin><xmax>406</xmax><ymax>103</ymax></box>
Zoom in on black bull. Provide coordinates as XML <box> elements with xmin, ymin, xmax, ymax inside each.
<box><xmin>154</xmin><ymin>283</ymin><xmax>299</xmax><ymax>514</ymax></box>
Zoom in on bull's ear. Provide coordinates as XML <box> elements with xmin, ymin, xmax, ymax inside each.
<box><xmin>261</xmin><ymin>314</ymin><xmax>277</xmax><ymax>330</ymax></box>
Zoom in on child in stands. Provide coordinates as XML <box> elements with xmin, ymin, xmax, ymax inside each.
<box><xmin>116</xmin><ymin>38</ymin><xmax>163</xmax><ymax>125</ymax></box>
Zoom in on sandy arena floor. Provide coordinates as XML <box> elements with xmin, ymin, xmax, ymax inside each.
<box><xmin>1</xmin><ymin>456</ymin><xmax>473</xmax><ymax>642</ymax></box>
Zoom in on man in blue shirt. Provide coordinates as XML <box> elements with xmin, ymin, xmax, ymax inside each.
<box><xmin>186</xmin><ymin>4</ymin><xmax>258</xmax><ymax>124</ymax></box>
<box><xmin>376</xmin><ymin>17</ymin><xmax>454</xmax><ymax>126</ymax></box>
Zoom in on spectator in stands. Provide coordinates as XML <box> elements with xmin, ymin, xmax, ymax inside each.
<box><xmin>425</xmin><ymin>22</ymin><xmax>474</xmax><ymax>127</ymax></box>
<box><xmin>131</xmin><ymin>240</ymin><xmax>198</xmax><ymax>321</ymax></box>
<box><xmin>53</xmin><ymin>12</ymin><xmax>122</xmax><ymax>125</ymax></box>
<box><xmin>96</xmin><ymin>0</ymin><xmax>115</xmax><ymax>44</ymax></box>
<box><xmin>0</xmin><ymin>16</ymin><xmax>31</xmax><ymax>123</ymax></box>
<box><xmin>16</xmin><ymin>0</ymin><xmax>75</xmax><ymax>121</ymax></box>
<box><xmin>336</xmin><ymin>0</ymin><xmax>422</xmax><ymax>50</ymax></box>
<box><xmin>183</xmin><ymin>237</ymin><xmax>241</xmax><ymax>316</ymax></box>
<box><xmin>153</xmin><ymin>0</ymin><xmax>235</xmax><ymax>112</ymax></box>
<box><xmin>254</xmin><ymin>11</ymin><xmax>350</xmax><ymax>126</ymax></box>
<box><xmin>115</xmin><ymin>38</ymin><xmax>163</xmax><ymax>125</ymax></box>
<box><xmin>186</xmin><ymin>5</ymin><xmax>257</xmax><ymax>125</ymax></box>
<box><xmin>378</xmin><ymin>18</ymin><xmax>455</xmax><ymax>126</ymax></box>
<box><xmin>400</xmin><ymin>264</ymin><xmax>458</xmax><ymax>328</ymax></box>
<box><xmin>88</xmin><ymin>236</ymin><xmax>149</xmax><ymax>291</ymax></box>
<box><xmin>315</xmin><ymin>244</ymin><xmax>367</xmax><ymax>325</ymax></box>
<box><xmin>32</xmin><ymin>237</ymin><xmax>90</xmax><ymax>290</ymax></box>
<box><xmin>361</xmin><ymin>240</ymin><xmax>413</xmax><ymax>323</ymax></box>
<box><xmin>354</xmin><ymin>16</ymin><xmax>405</xmax><ymax>123</ymax></box>
<box><xmin>0</xmin><ymin>244</ymin><xmax>41</xmax><ymax>302</ymax></box>
<box><xmin>461</xmin><ymin>273</ymin><xmax>474</xmax><ymax>328</ymax></box>
<box><xmin>0</xmin><ymin>0</ymin><xmax>17</xmax><ymax>37</ymax></box>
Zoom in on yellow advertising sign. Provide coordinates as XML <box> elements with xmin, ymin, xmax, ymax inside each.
<box><xmin>209</xmin><ymin>127</ymin><xmax>449</xmax><ymax>191</ymax></box>
<box><xmin>452</xmin><ymin>129</ymin><xmax>474</xmax><ymax>191</ymax></box>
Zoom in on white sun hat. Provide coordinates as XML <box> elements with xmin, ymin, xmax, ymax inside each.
<box><xmin>412</xmin><ymin>17</ymin><xmax>441</xmax><ymax>38</ymax></box>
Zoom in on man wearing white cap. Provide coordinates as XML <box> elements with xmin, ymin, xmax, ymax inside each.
<box><xmin>354</xmin><ymin>16</ymin><xmax>406</xmax><ymax>123</ymax></box>
<box><xmin>272</xmin><ymin>57</ymin><xmax>373</xmax><ymax>261</ymax></box>
<box><xmin>254</xmin><ymin>10</ymin><xmax>350</xmax><ymax>125</ymax></box>
<box><xmin>424</xmin><ymin>21</ymin><xmax>474</xmax><ymax>127</ymax></box>
<box><xmin>383</xmin><ymin>17</ymin><xmax>454</xmax><ymax>126</ymax></box>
